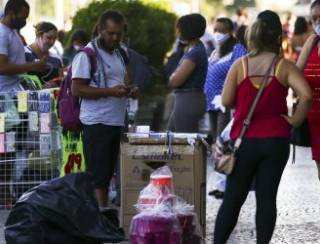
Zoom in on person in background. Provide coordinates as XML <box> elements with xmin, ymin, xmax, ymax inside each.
<box><xmin>25</xmin><ymin>22</ymin><xmax>63</xmax><ymax>88</ymax></box>
<box><xmin>168</xmin><ymin>13</ymin><xmax>208</xmax><ymax>132</ymax></box>
<box><xmin>235</xmin><ymin>25</ymin><xmax>248</xmax><ymax>49</ymax></box>
<box><xmin>50</xmin><ymin>29</ymin><xmax>65</xmax><ymax>60</ymax></box>
<box><xmin>297</xmin><ymin>0</ymin><xmax>320</xmax><ymax>181</ymax></box>
<box><xmin>200</xmin><ymin>28</ymin><xmax>215</xmax><ymax>57</ymax></box>
<box><xmin>282</xmin><ymin>13</ymin><xmax>293</xmax><ymax>59</ymax></box>
<box><xmin>214</xmin><ymin>10</ymin><xmax>312</xmax><ymax>244</ymax></box>
<box><xmin>292</xmin><ymin>17</ymin><xmax>311</xmax><ymax>61</ymax></box>
<box><xmin>234</xmin><ymin>7</ymin><xmax>249</xmax><ymax>29</ymax></box>
<box><xmin>0</xmin><ymin>0</ymin><xmax>46</xmax><ymax>208</ymax></box>
<box><xmin>0</xmin><ymin>0</ymin><xmax>46</xmax><ymax>92</ymax></box>
<box><xmin>204</xmin><ymin>18</ymin><xmax>247</xmax><ymax>199</ymax></box>
<box><xmin>63</xmin><ymin>29</ymin><xmax>89</xmax><ymax>66</ymax></box>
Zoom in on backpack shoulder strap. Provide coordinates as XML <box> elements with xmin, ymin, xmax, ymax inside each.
<box><xmin>81</xmin><ymin>46</ymin><xmax>97</xmax><ymax>78</ymax></box>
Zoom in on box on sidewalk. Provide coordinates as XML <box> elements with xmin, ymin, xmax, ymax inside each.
<box><xmin>120</xmin><ymin>135</ymin><xmax>207</xmax><ymax>236</ymax></box>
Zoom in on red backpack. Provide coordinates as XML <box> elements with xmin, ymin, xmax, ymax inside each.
<box><xmin>58</xmin><ymin>47</ymin><xmax>97</xmax><ymax>132</ymax></box>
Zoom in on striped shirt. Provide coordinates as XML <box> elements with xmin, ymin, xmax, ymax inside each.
<box><xmin>204</xmin><ymin>43</ymin><xmax>247</xmax><ymax>111</ymax></box>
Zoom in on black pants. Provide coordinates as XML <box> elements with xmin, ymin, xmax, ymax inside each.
<box><xmin>82</xmin><ymin>124</ymin><xmax>121</xmax><ymax>189</ymax></box>
<box><xmin>214</xmin><ymin>138</ymin><xmax>290</xmax><ymax>244</ymax></box>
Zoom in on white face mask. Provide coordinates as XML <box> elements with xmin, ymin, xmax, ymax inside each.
<box><xmin>214</xmin><ymin>32</ymin><xmax>230</xmax><ymax>44</ymax></box>
<box><xmin>314</xmin><ymin>24</ymin><xmax>320</xmax><ymax>36</ymax></box>
<box><xmin>73</xmin><ymin>45</ymin><xmax>81</xmax><ymax>51</ymax></box>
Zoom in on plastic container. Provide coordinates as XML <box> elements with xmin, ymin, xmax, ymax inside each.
<box><xmin>130</xmin><ymin>213</ymin><xmax>182</xmax><ymax>244</ymax></box>
<box><xmin>150</xmin><ymin>175</ymin><xmax>172</xmax><ymax>195</ymax></box>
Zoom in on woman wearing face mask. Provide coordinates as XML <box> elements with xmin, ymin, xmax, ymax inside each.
<box><xmin>297</xmin><ymin>0</ymin><xmax>320</xmax><ymax>180</ymax></box>
<box><xmin>25</xmin><ymin>21</ymin><xmax>63</xmax><ymax>88</ymax></box>
<box><xmin>63</xmin><ymin>29</ymin><xmax>89</xmax><ymax>67</ymax></box>
<box><xmin>168</xmin><ymin>13</ymin><xmax>208</xmax><ymax>132</ymax></box>
<box><xmin>204</xmin><ymin>18</ymin><xmax>247</xmax><ymax>198</ymax></box>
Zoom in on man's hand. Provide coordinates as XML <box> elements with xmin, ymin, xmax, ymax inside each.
<box><xmin>31</xmin><ymin>54</ymin><xmax>48</xmax><ymax>72</ymax></box>
<box><xmin>110</xmin><ymin>85</ymin><xmax>130</xmax><ymax>97</ymax></box>
<box><xmin>128</xmin><ymin>85</ymin><xmax>139</xmax><ymax>98</ymax></box>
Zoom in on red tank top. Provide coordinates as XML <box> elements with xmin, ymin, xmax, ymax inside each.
<box><xmin>303</xmin><ymin>37</ymin><xmax>320</xmax><ymax>111</ymax></box>
<box><xmin>230</xmin><ymin>57</ymin><xmax>291</xmax><ymax>140</ymax></box>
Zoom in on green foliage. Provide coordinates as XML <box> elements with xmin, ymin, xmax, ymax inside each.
<box><xmin>71</xmin><ymin>0</ymin><xmax>177</xmax><ymax>67</ymax></box>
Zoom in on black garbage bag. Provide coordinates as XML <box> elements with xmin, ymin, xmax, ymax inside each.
<box><xmin>4</xmin><ymin>172</ymin><xmax>126</xmax><ymax>244</ymax></box>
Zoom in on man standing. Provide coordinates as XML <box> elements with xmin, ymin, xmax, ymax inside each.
<box><xmin>0</xmin><ymin>0</ymin><xmax>47</xmax><ymax>207</ymax></box>
<box><xmin>72</xmin><ymin>10</ymin><xmax>137</xmax><ymax>208</ymax></box>
<box><xmin>0</xmin><ymin>0</ymin><xmax>46</xmax><ymax>92</ymax></box>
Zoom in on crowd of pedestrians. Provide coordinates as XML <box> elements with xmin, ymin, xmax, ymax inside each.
<box><xmin>165</xmin><ymin>2</ymin><xmax>319</xmax><ymax>244</ymax></box>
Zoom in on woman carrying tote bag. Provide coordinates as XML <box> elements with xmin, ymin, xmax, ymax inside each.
<box><xmin>213</xmin><ymin>10</ymin><xmax>312</xmax><ymax>244</ymax></box>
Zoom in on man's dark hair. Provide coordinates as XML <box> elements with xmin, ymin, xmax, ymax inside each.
<box><xmin>98</xmin><ymin>10</ymin><xmax>125</xmax><ymax>29</ymax></box>
<box><xmin>176</xmin><ymin>13</ymin><xmax>206</xmax><ymax>41</ymax></box>
<box><xmin>4</xmin><ymin>0</ymin><xmax>29</xmax><ymax>15</ymax></box>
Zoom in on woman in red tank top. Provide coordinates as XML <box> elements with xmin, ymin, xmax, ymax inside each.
<box><xmin>214</xmin><ymin>10</ymin><xmax>312</xmax><ymax>244</ymax></box>
<box><xmin>297</xmin><ymin>0</ymin><xmax>320</xmax><ymax>180</ymax></box>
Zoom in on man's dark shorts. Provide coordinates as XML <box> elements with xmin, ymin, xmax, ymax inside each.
<box><xmin>82</xmin><ymin>124</ymin><xmax>121</xmax><ymax>189</ymax></box>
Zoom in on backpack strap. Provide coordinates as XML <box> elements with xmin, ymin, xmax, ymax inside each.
<box><xmin>80</xmin><ymin>47</ymin><xmax>97</xmax><ymax>79</ymax></box>
<box><xmin>115</xmin><ymin>47</ymin><xmax>127</xmax><ymax>68</ymax></box>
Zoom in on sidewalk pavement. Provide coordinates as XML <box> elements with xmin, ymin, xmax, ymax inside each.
<box><xmin>1</xmin><ymin>146</ymin><xmax>319</xmax><ymax>244</ymax></box>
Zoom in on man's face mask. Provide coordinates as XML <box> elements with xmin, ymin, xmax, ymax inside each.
<box><xmin>12</xmin><ymin>15</ymin><xmax>26</xmax><ymax>30</ymax></box>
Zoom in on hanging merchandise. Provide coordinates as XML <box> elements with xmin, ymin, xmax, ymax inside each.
<box><xmin>4</xmin><ymin>93</ymin><xmax>21</xmax><ymax>131</ymax></box>
<box><xmin>17</xmin><ymin>91</ymin><xmax>28</xmax><ymax>113</ymax></box>
<box><xmin>40</xmin><ymin>113</ymin><xmax>51</xmax><ymax>133</ymax></box>
<box><xmin>28</xmin><ymin>111</ymin><xmax>39</xmax><ymax>132</ymax></box>
<box><xmin>28</xmin><ymin>91</ymin><xmax>39</xmax><ymax>111</ymax></box>
<box><xmin>0</xmin><ymin>113</ymin><xmax>5</xmax><ymax>133</ymax></box>
<box><xmin>39</xmin><ymin>134</ymin><xmax>51</xmax><ymax>157</ymax></box>
<box><xmin>38</xmin><ymin>91</ymin><xmax>51</xmax><ymax>113</ymax></box>
<box><xmin>0</xmin><ymin>133</ymin><xmax>4</xmax><ymax>153</ymax></box>
<box><xmin>5</xmin><ymin>132</ymin><xmax>16</xmax><ymax>153</ymax></box>
<box><xmin>19</xmin><ymin>74</ymin><xmax>42</xmax><ymax>90</ymax></box>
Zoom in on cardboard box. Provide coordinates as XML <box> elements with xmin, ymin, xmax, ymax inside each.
<box><xmin>120</xmin><ymin>140</ymin><xmax>206</xmax><ymax>236</ymax></box>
